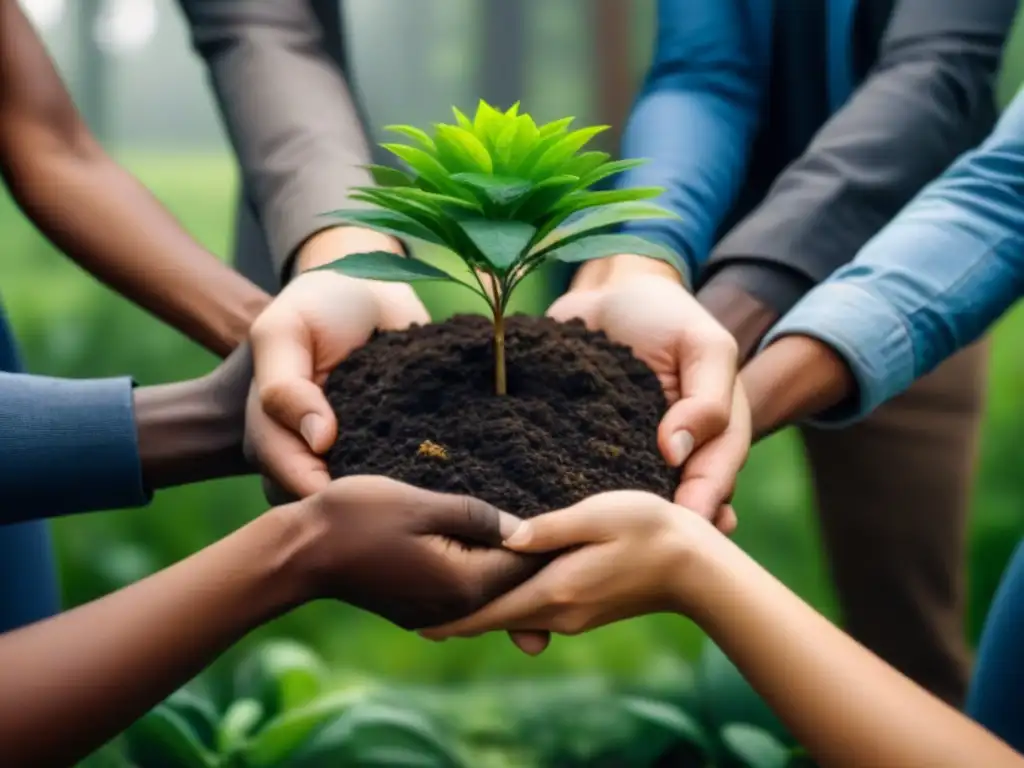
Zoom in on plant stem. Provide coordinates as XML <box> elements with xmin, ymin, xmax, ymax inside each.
<box><xmin>493</xmin><ymin>308</ymin><xmax>507</xmax><ymax>395</ymax></box>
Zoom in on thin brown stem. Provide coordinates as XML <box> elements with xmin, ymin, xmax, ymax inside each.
<box><xmin>493</xmin><ymin>306</ymin><xmax>507</xmax><ymax>396</ymax></box>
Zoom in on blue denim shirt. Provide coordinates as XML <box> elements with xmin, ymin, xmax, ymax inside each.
<box><xmin>613</xmin><ymin>0</ymin><xmax>861</xmax><ymax>285</ymax></box>
<box><xmin>763</xmin><ymin>87</ymin><xmax>1024</xmax><ymax>426</ymax></box>
<box><xmin>0</xmin><ymin>306</ymin><xmax>150</xmax><ymax>522</ymax></box>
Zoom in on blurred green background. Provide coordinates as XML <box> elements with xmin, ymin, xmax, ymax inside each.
<box><xmin>7</xmin><ymin>0</ymin><xmax>1024</xmax><ymax>702</ymax></box>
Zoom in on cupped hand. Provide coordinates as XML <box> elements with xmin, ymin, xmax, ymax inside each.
<box><xmin>546</xmin><ymin>263</ymin><xmax>742</xmax><ymax>522</ymax></box>
<box><xmin>245</xmin><ymin>228</ymin><xmax>429</xmax><ymax>499</ymax></box>
<box><xmin>419</xmin><ymin>490</ymin><xmax>718</xmax><ymax>640</ymax></box>
<box><xmin>291</xmin><ymin>476</ymin><xmax>544</xmax><ymax>629</ymax></box>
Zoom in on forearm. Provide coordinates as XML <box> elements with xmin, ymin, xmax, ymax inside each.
<box><xmin>179</xmin><ymin>0</ymin><xmax>378</xmax><ymax>277</ymax></box>
<box><xmin>706</xmin><ymin>0</ymin><xmax>1013</xmax><ymax>298</ymax></box>
<box><xmin>611</xmin><ymin>0</ymin><xmax>771</xmax><ymax>283</ymax></box>
<box><xmin>0</xmin><ymin>504</ymin><xmax>312</xmax><ymax>767</ymax></box>
<box><xmin>6</xmin><ymin>150</ymin><xmax>269</xmax><ymax>356</ymax></box>
<box><xmin>683</xmin><ymin>532</ymin><xmax>1024</xmax><ymax>767</ymax></box>
<box><xmin>0</xmin><ymin>0</ymin><xmax>268</xmax><ymax>357</ymax></box>
<box><xmin>740</xmin><ymin>335</ymin><xmax>854</xmax><ymax>440</ymax></box>
<box><xmin>134</xmin><ymin>344</ymin><xmax>252</xmax><ymax>489</ymax></box>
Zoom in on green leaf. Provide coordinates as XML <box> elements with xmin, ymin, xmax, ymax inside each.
<box><xmin>244</xmin><ymin>689</ymin><xmax>372</xmax><ymax>767</ymax></box>
<box><xmin>502</xmin><ymin>115</ymin><xmax>542</xmax><ymax>175</ymax></box>
<box><xmin>164</xmin><ymin>689</ymin><xmax>220</xmax><ymax>751</ymax></box>
<box><xmin>233</xmin><ymin>640</ymin><xmax>329</xmax><ymax>719</ymax></box>
<box><xmin>562</xmin><ymin>150</ymin><xmax>612</xmax><ymax>180</ymax></box>
<box><xmin>537</xmin><ymin>116</ymin><xmax>574</xmax><ymax>138</ymax></box>
<box><xmin>456</xmin><ymin>218</ymin><xmax>536</xmax><ymax>272</ymax></box>
<box><xmin>218</xmin><ymin>698</ymin><xmax>265</xmax><ymax>756</ymax></box>
<box><xmin>505</xmin><ymin>101</ymin><xmax>521</xmax><ymax>117</ymax></box>
<box><xmin>450</xmin><ymin>173</ymin><xmax>535</xmax><ymax>209</ymax></box>
<box><xmin>545</xmin><ymin>233</ymin><xmax>684</xmax><ymax>275</ymax></box>
<box><xmin>382</xmin><ymin>143</ymin><xmax>462</xmax><ymax>194</ymax></box>
<box><xmin>385</xmin><ymin>124</ymin><xmax>437</xmax><ymax>153</ymax></box>
<box><xmin>472</xmin><ymin>99</ymin><xmax>507</xmax><ymax>149</ymax></box>
<box><xmin>289</xmin><ymin>702</ymin><xmax>466</xmax><ymax>768</ymax></box>
<box><xmin>347</xmin><ymin>191</ymin><xmax>461</xmax><ymax>249</ymax></box>
<box><xmin>358</xmin><ymin>185</ymin><xmax>482</xmax><ymax>214</ymax></box>
<box><xmin>720</xmin><ymin>724</ymin><xmax>790</xmax><ymax>768</ymax></box>
<box><xmin>124</xmin><ymin>705</ymin><xmax>217</xmax><ymax>768</ymax></box>
<box><xmin>363</xmin><ymin>164</ymin><xmax>415</xmax><ymax>188</ymax></box>
<box><xmin>320</xmin><ymin>208</ymin><xmax>447</xmax><ymax>248</ymax></box>
<box><xmin>312</xmin><ymin>251</ymin><xmax>460</xmax><ymax>283</ymax></box>
<box><xmin>451</xmin><ymin>106</ymin><xmax>474</xmax><ymax>131</ymax></box>
<box><xmin>529</xmin><ymin>125</ymin><xmax>611</xmax><ymax>179</ymax></box>
<box><xmin>510</xmin><ymin>175</ymin><xmax>580</xmax><ymax>223</ymax></box>
<box><xmin>434</xmin><ymin>125</ymin><xmax>494</xmax><ymax>174</ymax></box>
<box><xmin>621</xmin><ymin>696</ymin><xmax>711</xmax><ymax>752</ymax></box>
<box><xmin>577</xmin><ymin>157</ymin><xmax>647</xmax><ymax>188</ymax></box>
<box><xmin>549</xmin><ymin>186</ymin><xmax>663</xmax><ymax>221</ymax></box>
<box><xmin>530</xmin><ymin>201</ymin><xmax>677</xmax><ymax>256</ymax></box>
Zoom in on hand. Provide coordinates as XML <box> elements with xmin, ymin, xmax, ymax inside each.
<box><xmin>547</xmin><ymin>257</ymin><xmax>742</xmax><ymax>522</ymax></box>
<box><xmin>419</xmin><ymin>491</ymin><xmax>719</xmax><ymax>640</ymax></box>
<box><xmin>246</xmin><ymin>227</ymin><xmax>430</xmax><ymax>498</ymax></box>
<box><xmin>290</xmin><ymin>476</ymin><xmax>544</xmax><ymax>629</ymax></box>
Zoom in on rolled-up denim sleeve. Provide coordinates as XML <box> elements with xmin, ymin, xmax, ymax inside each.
<box><xmin>614</xmin><ymin>0</ymin><xmax>773</xmax><ymax>285</ymax></box>
<box><xmin>0</xmin><ymin>373</ymin><xmax>151</xmax><ymax>521</ymax></box>
<box><xmin>761</xmin><ymin>87</ymin><xmax>1024</xmax><ymax>426</ymax></box>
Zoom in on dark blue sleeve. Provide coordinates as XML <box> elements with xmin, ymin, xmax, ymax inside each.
<box><xmin>0</xmin><ymin>372</ymin><xmax>151</xmax><ymax>522</ymax></box>
<box><xmin>614</xmin><ymin>0</ymin><xmax>773</xmax><ymax>285</ymax></box>
<box><xmin>966</xmin><ymin>539</ymin><xmax>1024</xmax><ymax>754</ymax></box>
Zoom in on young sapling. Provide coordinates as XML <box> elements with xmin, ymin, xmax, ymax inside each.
<box><xmin>315</xmin><ymin>100</ymin><xmax>683</xmax><ymax>395</ymax></box>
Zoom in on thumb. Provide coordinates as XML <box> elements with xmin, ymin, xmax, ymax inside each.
<box><xmin>502</xmin><ymin>503</ymin><xmax>613</xmax><ymax>553</ymax></box>
<box><xmin>421</xmin><ymin>494</ymin><xmax>522</xmax><ymax>547</ymax></box>
<box><xmin>260</xmin><ymin>378</ymin><xmax>338</xmax><ymax>454</ymax></box>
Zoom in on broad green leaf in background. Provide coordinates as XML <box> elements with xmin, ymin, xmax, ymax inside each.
<box><xmin>164</xmin><ymin>688</ymin><xmax>220</xmax><ymax>752</ymax></box>
<box><xmin>217</xmin><ymin>698</ymin><xmax>265</xmax><ymax>756</ymax></box>
<box><xmin>720</xmin><ymin>724</ymin><xmax>790</xmax><ymax>768</ymax></box>
<box><xmin>233</xmin><ymin>640</ymin><xmax>329</xmax><ymax>721</ymax></box>
<box><xmin>123</xmin><ymin>704</ymin><xmax>217</xmax><ymax>768</ymax></box>
<box><xmin>288</xmin><ymin>702</ymin><xmax>466</xmax><ymax>768</ymax></box>
<box><xmin>244</xmin><ymin>688</ymin><xmax>374</xmax><ymax>767</ymax></box>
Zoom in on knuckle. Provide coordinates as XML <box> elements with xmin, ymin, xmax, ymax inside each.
<box><xmin>551</xmin><ymin>612</ymin><xmax>588</xmax><ymax>636</ymax></box>
<box><xmin>260</xmin><ymin>380</ymin><xmax>297</xmax><ymax>417</ymax></box>
<box><xmin>542</xmin><ymin>584</ymin><xmax>576</xmax><ymax>610</ymax></box>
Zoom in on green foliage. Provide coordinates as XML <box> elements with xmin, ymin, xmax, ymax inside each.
<box><xmin>314</xmin><ymin>100</ymin><xmax>683</xmax><ymax>393</ymax></box>
<box><xmin>113</xmin><ymin>640</ymin><xmax>816</xmax><ymax>768</ymax></box>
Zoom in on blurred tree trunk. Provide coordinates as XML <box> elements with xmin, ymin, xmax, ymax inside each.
<box><xmin>590</xmin><ymin>0</ymin><xmax>633</xmax><ymax>155</ymax></box>
<box><xmin>73</xmin><ymin>0</ymin><xmax>108</xmax><ymax>143</ymax></box>
<box><xmin>478</xmin><ymin>0</ymin><xmax>527</xmax><ymax>110</ymax></box>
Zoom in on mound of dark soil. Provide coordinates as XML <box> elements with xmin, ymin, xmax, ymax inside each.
<box><xmin>324</xmin><ymin>314</ymin><xmax>676</xmax><ymax>518</ymax></box>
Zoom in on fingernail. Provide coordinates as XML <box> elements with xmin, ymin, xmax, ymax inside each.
<box><xmin>503</xmin><ymin>521</ymin><xmax>533</xmax><ymax>548</ymax></box>
<box><xmin>299</xmin><ymin>414</ymin><xmax>326</xmax><ymax>449</ymax></box>
<box><xmin>668</xmin><ymin>430</ymin><xmax>694</xmax><ymax>467</ymax></box>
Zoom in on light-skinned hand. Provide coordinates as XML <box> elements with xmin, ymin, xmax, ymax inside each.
<box><xmin>419</xmin><ymin>490</ymin><xmax>720</xmax><ymax>640</ymax></box>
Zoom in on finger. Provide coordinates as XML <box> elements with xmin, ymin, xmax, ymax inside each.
<box><xmin>674</xmin><ymin>391</ymin><xmax>751</xmax><ymax>520</ymax></box>
<box><xmin>500</xmin><ymin>502</ymin><xmax>622</xmax><ymax>553</ymax></box>
<box><xmin>251</xmin><ymin>313</ymin><xmax>337</xmax><ymax>453</ymax></box>
<box><xmin>658</xmin><ymin>338</ymin><xmax>737</xmax><ymax>467</ymax></box>
<box><xmin>712</xmin><ymin>504</ymin><xmax>738</xmax><ymax>535</ymax></box>
<box><xmin>260</xmin><ymin>378</ymin><xmax>338</xmax><ymax>454</ymax></box>
<box><xmin>262</xmin><ymin>476</ymin><xmax>300</xmax><ymax>507</ymax></box>
<box><xmin>509</xmin><ymin>630</ymin><xmax>551</xmax><ymax>655</ymax></box>
<box><xmin>421</xmin><ymin>575</ymin><xmax>556</xmax><ymax>639</ymax></box>
<box><xmin>255</xmin><ymin>413</ymin><xmax>332</xmax><ymax>498</ymax></box>
<box><xmin>420</xmin><ymin>494</ymin><xmax>523</xmax><ymax>547</ymax></box>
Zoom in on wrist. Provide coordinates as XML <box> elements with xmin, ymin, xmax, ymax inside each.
<box><xmin>293</xmin><ymin>226</ymin><xmax>404</xmax><ymax>277</ymax></box>
<box><xmin>697</xmin><ymin>279</ymin><xmax>780</xmax><ymax>363</ymax></box>
<box><xmin>570</xmin><ymin>253</ymin><xmax>687</xmax><ymax>292</ymax></box>
<box><xmin>668</xmin><ymin>517</ymin><xmax>748</xmax><ymax>621</ymax></box>
<box><xmin>741</xmin><ymin>335</ymin><xmax>855</xmax><ymax>439</ymax></box>
<box><xmin>135</xmin><ymin>350</ymin><xmax>250</xmax><ymax>490</ymax></box>
<box><xmin>252</xmin><ymin>500</ymin><xmax>329</xmax><ymax>612</ymax></box>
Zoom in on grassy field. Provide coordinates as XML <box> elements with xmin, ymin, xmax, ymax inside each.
<box><xmin>3</xmin><ymin>147</ymin><xmax>1023</xmax><ymax>693</ymax></box>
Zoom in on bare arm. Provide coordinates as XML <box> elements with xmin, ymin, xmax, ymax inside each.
<box><xmin>686</xmin><ymin>528</ymin><xmax>1024</xmax><ymax>767</ymax></box>
<box><xmin>0</xmin><ymin>0</ymin><xmax>269</xmax><ymax>357</ymax></box>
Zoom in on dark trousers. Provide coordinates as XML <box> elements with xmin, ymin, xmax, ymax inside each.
<box><xmin>801</xmin><ymin>339</ymin><xmax>989</xmax><ymax>706</ymax></box>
